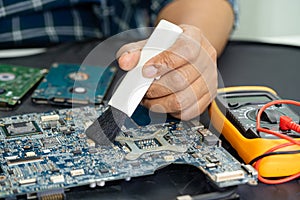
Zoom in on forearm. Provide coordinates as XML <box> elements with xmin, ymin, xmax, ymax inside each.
<box><xmin>156</xmin><ymin>0</ymin><xmax>234</xmax><ymax>56</ymax></box>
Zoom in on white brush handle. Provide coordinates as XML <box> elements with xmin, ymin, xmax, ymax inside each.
<box><xmin>108</xmin><ymin>20</ymin><xmax>183</xmax><ymax>117</ymax></box>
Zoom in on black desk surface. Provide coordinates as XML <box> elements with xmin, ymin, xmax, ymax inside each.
<box><xmin>1</xmin><ymin>40</ymin><xmax>300</xmax><ymax>200</ymax></box>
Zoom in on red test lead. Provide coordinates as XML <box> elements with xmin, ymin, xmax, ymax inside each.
<box><xmin>280</xmin><ymin>115</ymin><xmax>300</xmax><ymax>133</ymax></box>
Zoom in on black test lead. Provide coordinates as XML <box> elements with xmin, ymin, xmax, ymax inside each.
<box><xmin>85</xmin><ymin>20</ymin><xmax>183</xmax><ymax>145</ymax></box>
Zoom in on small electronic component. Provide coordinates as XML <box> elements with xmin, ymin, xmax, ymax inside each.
<box><xmin>6</xmin><ymin>156</ymin><xmax>43</xmax><ymax>166</ymax></box>
<box><xmin>214</xmin><ymin>170</ymin><xmax>245</xmax><ymax>182</ymax></box>
<box><xmin>37</xmin><ymin>189</ymin><xmax>65</xmax><ymax>200</ymax></box>
<box><xmin>0</xmin><ymin>64</ymin><xmax>46</xmax><ymax>110</ymax></box>
<box><xmin>0</xmin><ymin>105</ymin><xmax>257</xmax><ymax>199</ymax></box>
<box><xmin>70</xmin><ymin>169</ymin><xmax>85</xmax><ymax>177</ymax></box>
<box><xmin>134</xmin><ymin>138</ymin><xmax>162</xmax><ymax>150</ymax></box>
<box><xmin>41</xmin><ymin>137</ymin><xmax>60</xmax><ymax>148</ymax></box>
<box><xmin>31</xmin><ymin>63</ymin><xmax>117</xmax><ymax>106</ymax></box>
<box><xmin>19</xmin><ymin>178</ymin><xmax>37</xmax><ymax>185</ymax></box>
<box><xmin>25</xmin><ymin>152</ymin><xmax>36</xmax><ymax>157</ymax></box>
<box><xmin>50</xmin><ymin>175</ymin><xmax>65</xmax><ymax>183</ymax></box>
<box><xmin>41</xmin><ymin>114</ymin><xmax>59</xmax><ymax>122</ymax></box>
<box><xmin>198</xmin><ymin>128</ymin><xmax>220</xmax><ymax>146</ymax></box>
<box><xmin>1</xmin><ymin>121</ymin><xmax>41</xmax><ymax>137</ymax></box>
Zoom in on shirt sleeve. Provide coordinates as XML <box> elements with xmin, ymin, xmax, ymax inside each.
<box><xmin>148</xmin><ymin>0</ymin><xmax>173</xmax><ymax>25</ymax></box>
<box><xmin>227</xmin><ymin>0</ymin><xmax>239</xmax><ymax>29</ymax></box>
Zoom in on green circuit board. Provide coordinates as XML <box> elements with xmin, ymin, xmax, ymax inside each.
<box><xmin>0</xmin><ymin>64</ymin><xmax>46</xmax><ymax>110</ymax></box>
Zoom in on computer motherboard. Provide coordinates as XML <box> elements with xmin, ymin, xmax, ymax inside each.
<box><xmin>0</xmin><ymin>105</ymin><xmax>257</xmax><ymax>199</ymax></box>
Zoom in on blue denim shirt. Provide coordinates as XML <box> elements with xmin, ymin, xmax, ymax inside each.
<box><xmin>0</xmin><ymin>0</ymin><xmax>238</xmax><ymax>47</ymax></box>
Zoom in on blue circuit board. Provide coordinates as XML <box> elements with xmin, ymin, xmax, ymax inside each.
<box><xmin>0</xmin><ymin>105</ymin><xmax>257</xmax><ymax>199</ymax></box>
<box><xmin>31</xmin><ymin>63</ymin><xmax>116</xmax><ymax>106</ymax></box>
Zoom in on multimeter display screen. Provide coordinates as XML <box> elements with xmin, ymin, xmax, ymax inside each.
<box><xmin>224</xmin><ymin>95</ymin><xmax>272</xmax><ymax>104</ymax></box>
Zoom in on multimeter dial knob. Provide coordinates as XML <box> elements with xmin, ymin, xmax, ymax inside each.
<box><xmin>260</xmin><ymin>109</ymin><xmax>281</xmax><ymax>124</ymax></box>
<box><xmin>247</xmin><ymin>109</ymin><xmax>281</xmax><ymax>124</ymax></box>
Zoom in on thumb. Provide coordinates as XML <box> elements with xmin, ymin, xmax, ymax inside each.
<box><xmin>118</xmin><ymin>51</ymin><xmax>140</xmax><ymax>71</ymax></box>
<box><xmin>117</xmin><ymin>40</ymin><xmax>146</xmax><ymax>71</ymax></box>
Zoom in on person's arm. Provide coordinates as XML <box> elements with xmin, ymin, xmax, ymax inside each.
<box><xmin>118</xmin><ymin>0</ymin><xmax>235</xmax><ymax>120</ymax></box>
<box><xmin>156</xmin><ymin>0</ymin><xmax>234</xmax><ymax>56</ymax></box>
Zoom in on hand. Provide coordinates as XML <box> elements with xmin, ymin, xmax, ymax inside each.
<box><xmin>117</xmin><ymin>24</ymin><xmax>217</xmax><ymax>120</ymax></box>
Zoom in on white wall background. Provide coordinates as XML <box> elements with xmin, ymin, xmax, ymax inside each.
<box><xmin>230</xmin><ymin>0</ymin><xmax>300</xmax><ymax>46</ymax></box>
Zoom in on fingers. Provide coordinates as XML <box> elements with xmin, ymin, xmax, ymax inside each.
<box><xmin>142</xmin><ymin>66</ymin><xmax>217</xmax><ymax>116</ymax></box>
<box><xmin>144</xmin><ymin>87</ymin><xmax>216</xmax><ymax>121</ymax></box>
<box><xmin>145</xmin><ymin>45</ymin><xmax>216</xmax><ymax>98</ymax></box>
<box><xmin>145</xmin><ymin>63</ymin><xmax>200</xmax><ymax>98</ymax></box>
<box><xmin>142</xmin><ymin>26</ymin><xmax>202</xmax><ymax>78</ymax></box>
<box><xmin>117</xmin><ymin>40</ymin><xmax>146</xmax><ymax>71</ymax></box>
<box><xmin>171</xmin><ymin>91</ymin><xmax>216</xmax><ymax>120</ymax></box>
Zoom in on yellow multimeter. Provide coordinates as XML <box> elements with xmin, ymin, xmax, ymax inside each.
<box><xmin>209</xmin><ymin>86</ymin><xmax>300</xmax><ymax>178</ymax></box>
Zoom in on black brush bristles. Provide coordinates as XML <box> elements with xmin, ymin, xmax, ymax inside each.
<box><xmin>85</xmin><ymin>106</ymin><xmax>128</xmax><ymax>146</ymax></box>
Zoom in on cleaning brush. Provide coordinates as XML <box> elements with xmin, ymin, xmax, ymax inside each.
<box><xmin>85</xmin><ymin>19</ymin><xmax>183</xmax><ymax>145</ymax></box>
